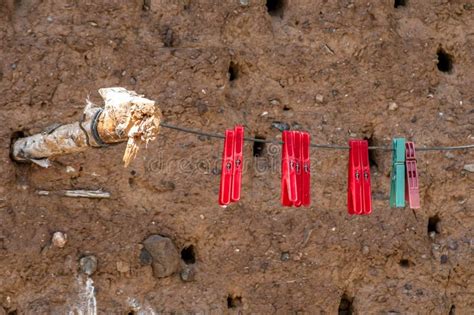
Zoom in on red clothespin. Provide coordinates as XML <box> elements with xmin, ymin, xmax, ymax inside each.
<box><xmin>281</xmin><ymin>131</ymin><xmax>298</xmax><ymax>206</ymax></box>
<box><xmin>281</xmin><ymin>131</ymin><xmax>311</xmax><ymax>207</ymax></box>
<box><xmin>293</xmin><ymin>131</ymin><xmax>303</xmax><ymax>207</ymax></box>
<box><xmin>301</xmin><ymin>132</ymin><xmax>311</xmax><ymax>206</ymax></box>
<box><xmin>347</xmin><ymin>140</ymin><xmax>372</xmax><ymax>215</ymax></box>
<box><xmin>218</xmin><ymin>126</ymin><xmax>244</xmax><ymax>207</ymax></box>
<box><xmin>405</xmin><ymin>141</ymin><xmax>420</xmax><ymax>209</ymax></box>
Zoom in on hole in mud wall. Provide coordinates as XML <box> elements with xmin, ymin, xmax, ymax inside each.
<box><xmin>183</xmin><ymin>0</ymin><xmax>191</xmax><ymax>11</ymax></box>
<box><xmin>282</xmin><ymin>105</ymin><xmax>291</xmax><ymax>111</ymax></box>
<box><xmin>266</xmin><ymin>0</ymin><xmax>286</xmax><ymax>17</ymax></box>
<box><xmin>428</xmin><ymin>215</ymin><xmax>441</xmax><ymax>235</ymax></box>
<box><xmin>181</xmin><ymin>245</ymin><xmax>196</xmax><ymax>264</ymax></box>
<box><xmin>338</xmin><ymin>294</ymin><xmax>354</xmax><ymax>315</ymax></box>
<box><xmin>437</xmin><ymin>48</ymin><xmax>453</xmax><ymax>73</ymax></box>
<box><xmin>227</xmin><ymin>294</ymin><xmax>242</xmax><ymax>309</ymax></box>
<box><xmin>127</xmin><ymin>311</ymin><xmax>136</xmax><ymax>315</ymax></box>
<box><xmin>9</xmin><ymin>130</ymin><xmax>27</xmax><ymax>164</ymax></box>
<box><xmin>253</xmin><ymin>136</ymin><xmax>266</xmax><ymax>157</ymax></box>
<box><xmin>363</xmin><ymin>136</ymin><xmax>378</xmax><ymax>170</ymax></box>
<box><xmin>228</xmin><ymin>61</ymin><xmax>239</xmax><ymax>81</ymax></box>
<box><xmin>142</xmin><ymin>0</ymin><xmax>150</xmax><ymax>11</ymax></box>
<box><xmin>449</xmin><ymin>305</ymin><xmax>456</xmax><ymax>315</ymax></box>
<box><xmin>8</xmin><ymin>310</ymin><xmax>18</xmax><ymax>315</ymax></box>
<box><xmin>399</xmin><ymin>258</ymin><xmax>412</xmax><ymax>268</ymax></box>
<box><xmin>394</xmin><ymin>0</ymin><xmax>406</xmax><ymax>8</ymax></box>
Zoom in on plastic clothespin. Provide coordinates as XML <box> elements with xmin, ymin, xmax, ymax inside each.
<box><xmin>281</xmin><ymin>131</ymin><xmax>298</xmax><ymax>206</ymax></box>
<box><xmin>348</xmin><ymin>140</ymin><xmax>372</xmax><ymax>215</ymax></box>
<box><xmin>390</xmin><ymin>138</ymin><xmax>406</xmax><ymax>208</ymax></box>
<box><xmin>300</xmin><ymin>132</ymin><xmax>311</xmax><ymax>207</ymax></box>
<box><xmin>218</xmin><ymin>126</ymin><xmax>244</xmax><ymax>207</ymax></box>
<box><xmin>293</xmin><ymin>131</ymin><xmax>303</xmax><ymax>207</ymax></box>
<box><xmin>405</xmin><ymin>141</ymin><xmax>420</xmax><ymax>209</ymax></box>
<box><xmin>281</xmin><ymin>131</ymin><xmax>311</xmax><ymax>207</ymax></box>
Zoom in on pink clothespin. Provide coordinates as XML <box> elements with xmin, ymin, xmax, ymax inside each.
<box><xmin>405</xmin><ymin>141</ymin><xmax>420</xmax><ymax>209</ymax></box>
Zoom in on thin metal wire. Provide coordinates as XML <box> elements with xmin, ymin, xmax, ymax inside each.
<box><xmin>159</xmin><ymin>122</ymin><xmax>474</xmax><ymax>152</ymax></box>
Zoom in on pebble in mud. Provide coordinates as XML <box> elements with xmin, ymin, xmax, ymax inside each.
<box><xmin>80</xmin><ymin>255</ymin><xmax>98</xmax><ymax>276</ymax></box>
<box><xmin>52</xmin><ymin>231</ymin><xmax>67</xmax><ymax>248</ymax></box>
<box><xmin>448</xmin><ymin>240</ymin><xmax>458</xmax><ymax>250</ymax></box>
<box><xmin>315</xmin><ymin>94</ymin><xmax>324</xmax><ymax>103</ymax></box>
<box><xmin>440</xmin><ymin>255</ymin><xmax>448</xmax><ymax>264</ymax></box>
<box><xmin>180</xmin><ymin>265</ymin><xmax>196</xmax><ymax>282</ymax></box>
<box><xmin>362</xmin><ymin>245</ymin><xmax>370</xmax><ymax>255</ymax></box>
<box><xmin>388</xmin><ymin>102</ymin><xmax>398</xmax><ymax>111</ymax></box>
<box><xmin>143</xmin><ymin>235</ymin><xmax>180</xmax><ymax>278</ymax></box>
<box><xmin>272</xmin><ymin>121</ymin><xmax>290</xmax><ymax>132</ymax></box>
<box><xmin>463</xmin><ymin>164</ymin><xmax>474</xmax><ymax>172</ymax></box>
<box><xmin>116</xmin><ymin>261</ymin><xmax>130</xmax><ymax>273</ymax></box>
<box><xmin>281</xmin><ymin>252</ymin><xmax>290</xmax><ymax>261</ymax></box>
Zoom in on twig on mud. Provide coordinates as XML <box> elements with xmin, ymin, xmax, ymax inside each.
<box><xmin>36</xmin><ymin>189</ymin><xmax>111</xmax><ymax>199</ymax></box>
<box><xmin>322</xmin><ymin>43</ymin><xmax>335</xmax><ymax>55</ymax></box>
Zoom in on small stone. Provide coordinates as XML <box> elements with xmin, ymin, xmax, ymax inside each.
<box><xmin>440</xmin><ymin>255</ymin><xmax>448</xmax><ymax>264</ymax></box>
<box><xmin>139</xmin><ymin>248</ymin><xmax>153</xmax><ymax>265</ymax></box>
<box><xmin>280</xmin><ymin>252</ymin><xmax>290</xmax><ymax>261</ymax></box>
<box><xmin>180</xmin><ymin>265</ymin><xmax>196</xmax><ymax>282</ymax></box>
<box><xmin>448</xmin><ymin>240</ymin><xmax>458</xmax><ymax>250</ymax></box>
<box><xmin>463</xmin><ymin>164</ymin><xmax>474</xmax><ymax>172</ymax></box>
<box><xmin>10</xmin><ymin>63</ymin><xmax>17</xmax><ymax>70</ymax></box>
<box><xmin>196</xmin><ymin>100</ymin><xmax>208</xmax><ymax>115</ymax></box>
<box><xmin>362</xmin><ymin>245</ymin><xmax>369</xmax><ymax>255</ymax></box>
<box><xmin>445</xmin><ymin>152</ymin><xmax>455</xmax><ymax>159</ymax></box>
<box><xmin>80</xmin><ymin>255</ymin><xmax>98</xmax><ymax>276</ymax></box>
<box><xmin>52</xmin><ymin>231</ymin><xmax>67</xmax><ymax>248</ymax></box>
<box><xmin>271</xmin><ymin>121</ymin><xmax>290</xmax><ymax>132</ymax></box>
<box><xmin>388</xmin><ymin>102</ymin><xmax>398</xmax><ymax>111</ymax></box>
<box><xmin>116</xmin><ymin>261</ymin><xmax>130</xmax><ymax>273</ymax></box>
<box><xmin>130</xmin><ymin>77</ymin><xmax>137</xmax><ymax>85</ymax></box>
<box><xmin>315</xmin><ymin>94</ymin><xmax>324</xmax><ymax>103</ymax></box>
<box><xmin>47</xmin><ymin>16</ymin><xmax>53</xmax><ymax>22</ymax></box>
<box><xmin>239</xmin><ymin>0</ymin><xmax>249</xmax><ymax>5</ymax></box>
<box><xmin>429</xmin><ymin>231</ymin><xmax>437</xmax><ymax>240</ymax></box>
<box><xmin>143</xmin><ymin>235</ymin><xmax>180</xmax><ymax>278</ymax></box>
<box><xmin>270</xmin><ymin>99</ymin><xmax>281</xmax><ymax>106</ymax></box>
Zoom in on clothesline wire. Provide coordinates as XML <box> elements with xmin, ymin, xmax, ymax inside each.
<box><xmin>159</xmin><ymin>122</ymin><xmax>474</xmax><ymax>152</ymax></box>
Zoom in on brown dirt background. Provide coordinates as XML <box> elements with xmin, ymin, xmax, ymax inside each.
<box><xmin>1</xmin><ymin>0</ymin><xmax>473</xmax><ymax>314</ymax></box>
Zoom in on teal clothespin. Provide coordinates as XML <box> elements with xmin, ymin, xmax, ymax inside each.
<box><xmin>390</xmin><ymin>138</ymin><xmax>406</xmax><ymax>208</ymax></box>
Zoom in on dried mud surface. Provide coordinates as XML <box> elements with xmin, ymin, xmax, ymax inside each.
<box><xmin>0</xmin><ymin>0</ymin><xmax>473</xmax><ymax>314</ymax></box>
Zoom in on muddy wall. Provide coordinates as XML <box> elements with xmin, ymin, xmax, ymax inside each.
<box><xmin>0</xmin><ymin>0</ymin><xmax>473</xmax><ymax>314</ymax></box>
